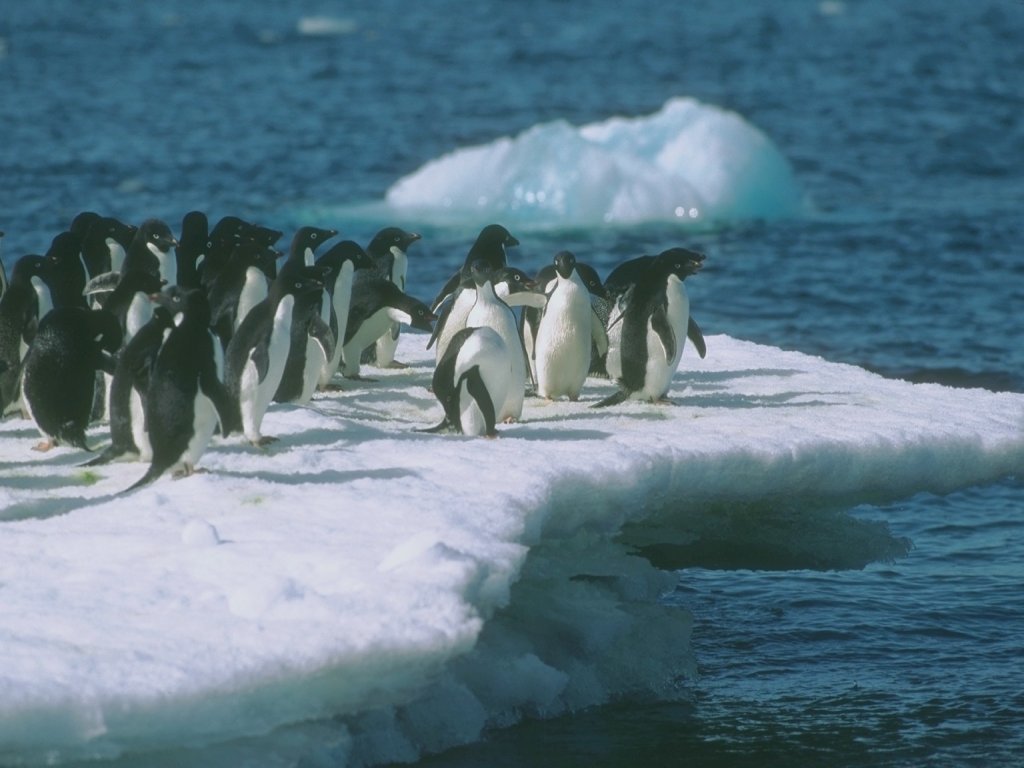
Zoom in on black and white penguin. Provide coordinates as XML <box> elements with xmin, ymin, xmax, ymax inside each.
<box><xmin>533</xmin><ymin>251</ymin><xmax>608</xmax><ymax>401</ymax></box>
<box><xmin>603</xmin><ymin>252</ymin><xmax>707</xmax><ymax>360</ymax></box>
<box><xmin>122</xmin><ymin>219</ymin><xmax>180</xmax><ymax>286</ymax></box>
<box><xmin>226</xmin><ymin>268</ymin><xmax>325</xmax><ymax>444</ymax></box>
<box><xmin>285</xmin><ymin>225</ymin><xmax>338</xmax><ymax>269</ymax></box>
<box><xmin>429</xmin><ymin>224</ymin><xmax>519</xmax><ymax>363</ymax></box>
<box><xmin>21</xmin><ymin>306</ymin><xmax>122</xmax><ymax>451</ymax></box>
<box><xmin>84</xmin><ymin>296</ymin><xmax>182</xmax><ymax>467</ymax></box>
<box><xmin>207</xmin><ymin>240</ymin><xmax>278</xmax><ymax>350</ymax></box>
<box><xmin>175</xmin><ymin>210</ymin><xmax>208</xmax><ymax>290</ymax></box>
<box><xmin>271</xmin><ymin>261</ymin><xmax>334</xmax><ymax>404</ymax></box>
<box><xmin>97</xmin><ymin>269</ymin><xmax>164</xmax><ymax>342</ymax></box>
<box><xmin>314</xmin><ymin>240</ymin><xmax>375</xmax><ymax>387</ymax></box>
<box><xmin>342</xmin><ymin>275</ymin><xmax>436</xmax><ymax>380</ymax></box>
<box><xmin>419</xmin><ymin>326</ymin><xmax>511</xmax><ymax>438</ymax></box>
<box><xmin>123</xmin><ymin>289</ymin><xmax>238</xmax><ymax>491</ymax></box>
<box><xmin>0</xmin><ymin>255</ymin><xmax>52</xmax><ymax>413</ymax></box>
<box><xmin>364</xmin><ymin>226</ymin><xmax>422</xmax><ymax>368</ymax></box>
<box><xmin>77</xmin><ymin>215</ymin><xmax>136</xmax><ymax>280</ymax></box>
<box><xmin>596</xmin><ymin>247</ymin><xmax>706</xmax><ymax>407</ymax></box>
<box><xmin>465</xmin><ymin>261</ymin><xmax>528</xmax><ymax>422</ymax></box>
<box><xmin>44</xmin><ymin>231</ymin><xmax>89</xmax><ymax>310</ymax></box>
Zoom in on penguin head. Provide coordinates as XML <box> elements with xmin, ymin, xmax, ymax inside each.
<box><xmin>494</xmin><ymin>266</ymin><xmax>537</xmax><ymax>294</ymax></box>
<box><xmin>657</xmin><ymin>247</ymin><xmax>705</xmax><ymax>280</ymax></box>
<box><xmin>12</xmin><ymin>254</ymin><xmax>53</xmax><ymax>285</ymax></box>
<box><xmin>574</xmin><ymin>262</ymin><xmax>608</xmax><ymax>299</ymax></box>
<box><xmin>466</xmin><ymin>224</ymin><xmax>518</xmax><ymax>270</ymax></box>
<box><xmin>290</xmin><ymin>226</ymin><xmax>338</xmax><ymax>259</ymax></box>
<box><xmin>553</xmin><ymin>250</ymin><xmax>577</xmax><ymax>279</ymax></box>
<box><xmin>151</xmin><ymin>285</ymin><xmax>189</xmax><ymax>317</ymax></box>
<box><xmin>97</xmin><ymin>216</ymin><xmax>137</xmax><ymax>249</ymax></box>
<box><xmin>469</xmin><ymin>259</ymin><xmax>496</xmax><ymax>288</ymax></box>
<box><xmin>45</xmin><ymin>231</ymin><xmax>83</xmax><ymax>269</ymax></box>
<box><xmin>178</xmin><ymin>211</ymin><xmax>209</xmax><ymax>251</ymax></box>
<box><xmin>137</xmin><ymin>219</ymin><xmax>178</xmax><ymax>253</ymax></box>
<box><xmin>317</xmin><ymin>240</ymin><xmax>374</xmax><ymax>272</ymax></box>
<box><xmin>368</xmin><ymin>227</ymin><xmax>422</xmax><ymax>256</ymax></box>
<box><xmin>405</xmin><ymin>300</ymin><xmax>436</xmax><ymax>333</ymax></box>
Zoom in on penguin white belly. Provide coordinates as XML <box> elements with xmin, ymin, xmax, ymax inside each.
<box><xmin>434</xmin><ymin>288</ymin><xmax>476</xmax><ymax>364</ymax></box>
<box><xmin>322</xmin><ymin>265</ymin><xmax>353</xmax><ymax>385</ymax></box>
<box><xmin>181</xmin><ymin>393</ymin><xmax>219</xmax><ymax>471</ymax></box>
<box><xmin>535</xmin><ymin>281</ymin><xmax>592</xmax><ymax>400</ymax></box>
<box><xmin>299</xmin><ymin>335</ymin><xmax>327</xmax><ymax>403</ymax></box>
<box><xmin>604</xmin><ymin>299</ymin><xmax>626</xmax><ymax>382</ymax></box>
<box><xmin>454</xmin><ymin>328</ymin><xmax>510</xmax><ymax>436</ymax></box>
<box><xmin>342</xmin><ymin>308</ymin><xmax>398</xmax><ymax>377</ymax></box>
<box><xmin>375</xmin><ymin>248</ymin><xmax>408</xmax><ymax>367</ymax></box>
<box><xmin>148</xmin><ymin>242</ymin><xmax>177</xmax><ymax>287</ymax></box>
<box><xmin>235</xmin><ymin>267</ymin><xmax>268</xmax><ymax>330</ymax></box>
<box><xmin>640</xmin><ymin>277</ymin><xmax>690</xmax><ymax>401</ymax></box>
<box><xmin>107</xmin><ymin>238</ymin><xmax>126</xmax><ymax>273</ymax></box>
<box><xmin>125</xmin><ymin>292</ymin><xmax>154</xmax><ymax>341</ymax></box>
<box><xmin>129</xmin><ymin>388</ymin><xmax>152</xmax><ymax>461</ymax></box>
<box><xmin>466</xmin><ymin>301</ymin><xmax>524</xmax><ymax>421</ymax></box>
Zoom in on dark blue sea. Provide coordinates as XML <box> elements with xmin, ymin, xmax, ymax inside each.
<box><xmin>2</xmin><ymin>1</ymin><xmax>1022</xmax><ymax>766</ymax></box>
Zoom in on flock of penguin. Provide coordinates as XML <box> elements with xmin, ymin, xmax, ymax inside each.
<box><xmin>0</xmin><ymin>214</ymin><xmax>706</xmax><ymax>493</ymax></box>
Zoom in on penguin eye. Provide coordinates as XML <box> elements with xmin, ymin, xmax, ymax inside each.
<box><xmin>311</xmin><ymin>233</ymin><xmax>318</xmax><ymax>240</ymax></box>
<box><xmin>294</xmin><ymin>281</ymin><xmax>302</xmax><ymax>289</ymax></box>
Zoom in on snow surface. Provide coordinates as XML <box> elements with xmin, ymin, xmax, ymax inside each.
<box><xmin>1</xmin><ymin>332</ymin><xmax>1023</xmax><ymax>766</ymax></box>
<box><xmin>384</xmin><ymin>98</ymin><xmax>803</xmax><ymax>228</ymax></box>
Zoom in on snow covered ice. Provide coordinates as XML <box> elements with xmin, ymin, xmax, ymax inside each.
<box><xmin>2</xmin><ymin>330</ymin><xmax>1023</xmax><ymax>765</ymax></box>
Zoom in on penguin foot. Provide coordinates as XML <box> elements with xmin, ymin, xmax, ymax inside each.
<box><xmin>172</xmin><ymin>464</ymin><xmax>201</xmax><ymax>480</ymax></box>
<box><xmin>502</xmin><ymin>416</ymin><xmax>519</xmax><ymax>424</ymax></box>
<box><xmin>386</xmin><ymin>360</ymin><xmax>409</xmax><ymax>370</ymax></box>
<box><xmin>253</xmin><ymin>436</ymin><xmax>279</xmax><ymax>447</ymax></box>
<box><xmin>32</xmin><ymin>438</ymin><xmax>56</xmax><ymax>453</ymax></box>
<box><xmin>319</xmin><ymin>383</ymin><xmax>345</xmax><ymax>392</ymax></box>
<box><xmin>344</xmin><ymin>374</ymin><xmax>379</xmax><ymax>383</ymax></box>
<box><xmin>655</xmin><ymin>397</ymin><xmax>677</xmax><ymax>406</ymax></box>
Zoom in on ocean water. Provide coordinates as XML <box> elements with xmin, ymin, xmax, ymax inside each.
<box><xmin>2</xmin><ymin>0</ymin><xmax>1023</xmax><ymax>766</ymax></box>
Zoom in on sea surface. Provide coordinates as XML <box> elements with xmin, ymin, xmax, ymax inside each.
<box><xmin>2</xmin><ymin>1</ymin><xmax>1023</xmax><ymax>766</ymax></box>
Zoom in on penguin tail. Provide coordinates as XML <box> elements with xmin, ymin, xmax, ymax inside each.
<box><xmin>81</xmin><ymin>444</ymin><xmax>122</xmax><ymax>467</ymax></box>
<box><xmin>121</xmin><ymin>462</ymin><xmax>165</xmax><ymax>494</ymax></box>
<box><xmin>414</xmin><ymin>419</ymin><xmax>452</xmax><ymax>434</ymax></box>
<box><xmin>59</xmin><ymin>424</ymin><xmax>93</xmax><ymax>452</ymax></box>
<box><xmin>592</xmin><ymin>389</ymin><xmax>630</xmax><ymax>409</ymax></box>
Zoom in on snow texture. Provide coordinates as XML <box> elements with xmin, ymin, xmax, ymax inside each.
<box><xmin>1</xmin><ymin>332</ymin><xmax>1022</xmax><ymax>765</ymax></box>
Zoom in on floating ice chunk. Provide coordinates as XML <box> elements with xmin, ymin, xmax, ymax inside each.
<box><xmin>385</xmin><ymin>97</ymin><xmax>802</xmax><ymax>227</ymax></box>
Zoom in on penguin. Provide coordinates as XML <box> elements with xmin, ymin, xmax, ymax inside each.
<box><xmin>83</xmin><ymin>294</ymin><xmax>184</xmax><ymax>466</ymax></box>
<box><xmin>419</xmin><ymin>326</ymin><xmax>510</xmax><ymax>438</ymax></box>
<box><xmin>596</xmin><ymin>247</ymin><xmax>706</xmax><ymax>407</ymax></box>
<box><xmin>123</xmin><ymin>289</ymin><xmax>238</xmax><ymax>491</ymax></box>
<box><xmin>365</xmin><ymin>226</ymin><xmax>422</xmax><ymax>369</ymax></box>
<box><xmin>78</xmin><ymin>215</ymin><xmax>136</xmax><ymax>280</ymax></box>
<box><xmin>271</xmin><ymin>261</ymin><xmax>335</xmax><ymax>404</ymax></box>
<box><xmin>428</xmin><ymin>224</ymin><xmax>519</xmax><ymax>363</ymax></box>
<box><xmin>44</xmin><ymin>231</ymin><xmax>89</xmax><ymax>310</ymax></box>
<box><xmin>603</xmin><ymin>252</ymin><xmax>708</xmax><ymax>359</ymax></box>
<box><xmin>533</xmin><ymin>251</ymin><xmax>608</xmax><ymax>401</ymax></box>
<box><xmin>207</xmin><ymin>240</ymin><xmax>277</xmax><ymax>350</ymax></box>
<box><xmin>175</xmin><ymin>210</ymin><xmax>208</xmax><ymax>290</ymax></box>
<box><xmin>21</xmin><ymin>306</ymin><xmax>122</xmax><ymax>451</ymax></box>
<box><xmin>464</xmin><ymin>261</ymin><xmax>528</xmax><ymax>422</ymax></box>
<box><xmin>314</xmin><ymin>240</ymin><xmax>375</xmax><ymax>388</ymax></box>
<box><xmin>226</xmin><ymin>269</ymin><xmax>325</xmax><ymax>445</ymax></box>
<box><xmin>123</xmin><ymin>219</ymin><xmax>179</xmax><ymax>286</ymax></box>
<box><xmin>493</xmin><ymin>266</ymin><xmax>543</xmax><ymax>310</ymax></box>
<box><xmin>285</xmin><ymin>225</ymin><xmax>338</xmax><ymax>269</ymax></box>
<box><xmin>97</xmin><ymin>269</ymin><xmax>165</xmax><ymax>342</ymax></box>
<box><xmin>0</xmin><ymin>255</ymin><xmax>52</xmax><ymax>413</ymax></box>
<box><xmin>342</xmin><ymin>275</ymin><xmax>436</xmax><ymax>380</ymax></box>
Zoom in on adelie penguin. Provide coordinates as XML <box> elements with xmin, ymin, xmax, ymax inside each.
<box><xmin>21</xmin><ymin>306</ymin><xmax>122</xmax><ymax>451</ymax></box>
<box><xmin>226</xmin><ymin>268</ymin><xmax>326</xmax><ymax>445</ymax></box>
<box><xmin>428</xmin><ymin>224</ymin><xmax>519</xmax><ymax>364</ymax></box>
<box><xmin>342</xmin><ymin>275</ymin><xmax>436</xmax><ymax>381</ymax></box>
<box><xmin>364</xmin><ymin>226</ymin><xmax>422</xmax><ymax>369</ymax></box>
<box><xmin>419</xmin><ymin>326</ymin><xmax>511</xmax><ymax>438</ymax></box>
<box><xmin>314</xmin><ymin>240</ymin><xmax>375</xmax><ymax>388</ymax></box>
<box><xmin>464</xmin><ymin>261</ymin><xmax>529</xmax><ymax>422</ymax></box>
<box><xmin>0</xmin><ymin>255</ymin><xmax>53</xmax><ymax>414</ymax></box>
<box><xmin>123</xmin><ymin>289</ymin><xmax>238</xmax><ymax>492</ymax></box>
<box><xmin>597</xmin><ymin>247</ymin><xmax>706</xmax><ymax>407</ymax></box>
<box><xmin>533</xmin><ymin>251</ymin><xmax>608</xmax><ymax>401</ymax></box>
<box><xmin>271</xmin><ymin>261</ymin><xmax>335</xmax><ymax>405</ymax></box>
<box><xmin>207</xmin><ymin>240</ymin><xmax>278</xmax><ymax>350</ymax></box>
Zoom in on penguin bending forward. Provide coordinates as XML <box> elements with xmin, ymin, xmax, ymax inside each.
<box><xmin>597</xmin><ymin>247</ymin><xmax>706</xmax><ymax>407</ymax></box>
<box><xmin>419</xmin><ymin>326</ymin><xmax>511</xmax><ymax>437</ymax></box>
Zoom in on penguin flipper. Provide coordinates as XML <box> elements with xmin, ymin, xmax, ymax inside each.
<box><xmin>687</xmin><ymin>316</ymin><xmax>707</xmax><ymax>359</ymax></box>
<box><xmin>431</xmin><ymin>270</ymin><xmax>461</xmax><ymax>313</ymax></box>
<box><xmin>309</xmin><ymin>315</ymin><xmax>335</xmax><ymax>366</ymax></box>
<box><xmin>592</xmin><ymin>389</ymin><xmax>630</xmax><ymax>409</ymax></box>
<box><xmin>462</xmin><ymin>366</ymin><xmax>498</xmax><ymax>437</ymax></box>
<box><xmin>651</xmin><ymin>305</ymin><xmax>676</xmax><ymax>361</ymax></box>
<box><xmin>121</xmin><ymin>462</ymin><xmax>166</xmax><ymax>494</ymax></box>
<box><xmin>590</xmin><ymin>306</ymin><xmax>609</xmax><ymax>356</ymax></box>
<box><xmin>415</xmin><ymin>418</ymin><xmax>454</xmax><ymax>434</ymax></box>
<box><xmin>200</xmin><ymin>360</ymin><xmax>241</xmax><ymax>436</ymax></box>
<box><xmin>81</xmin><ymin>443</ymin><xmax>125</xmax><ymax>467</ymax></box>
<box><xmin>251</xmin><ymin>337</ymin><xmax>271</xmax><ymax>383</ymax></box>
<box><xmin>426</xmin><ymin>297</ymin><xmax>453</xmax><ymax>351</ymax></box>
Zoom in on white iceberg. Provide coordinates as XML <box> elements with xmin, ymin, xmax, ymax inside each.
<box><xmin>384</xmin><ymin>98</ymin><xmax>803</xmax><ymax>228</ymax></box>
<box><xmin>1</xmin><ymin>332</ymin><xmax>1022</xmax><ymax>765</ymax></box>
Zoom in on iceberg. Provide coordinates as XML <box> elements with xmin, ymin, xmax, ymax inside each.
<box><xmin>384</xmin><ymin>98</ymin><xmax>803</xmax><ymax>228</ymax></box>
<box><xmin>1</xmin><ymin>332</ymin><xmax>1022</xmax><ymax>765</ymax></box>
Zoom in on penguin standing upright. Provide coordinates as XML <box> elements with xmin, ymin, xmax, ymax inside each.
<box><xmin>419</xmin><ymin>326</ymin><xmax>510</xmax><ymax>438</ymax></box>
<box><xmin>21</xmin><ymin>307</ymin><xmax>122</xmax><ymax>451</ymax></box>
<box><xmin>315</xmin><ymin>240</ymin><xmax>374</xmax><ymax>387</ymax></box>
<box><xmin>598</xmin><ymin>247</ymin><xmax>706</xmax><ymax>407</ymax></box>
<box><xmin>272</xmin><ymin>260</ymin><xmax>334</xmax><ymax>405</ymax></box>
<box><xmin>175</xmin><ymin>210</ymin><xmax>208</xmax><ymax>290</ymax></box>
<box><xmin>124</xmin><ymin>289</ymin><xmax>237</xmax><ymax>491</ymax></box>
<box><xmin>207</xmin><ymin>241</ymin><xmax>277</xmax><ymax>350</ymax></box>
<box><xmin>78</xmin><ymin>215</ymin><xmax>136</xmax><ymax>281</ymax></box>
<box><xmin>533</xmin><ymin>251</ymin><xmax>608</xmax><ymax>401</ymax></box>
<box><xmin>464</xmin><ymin>261</ymin><xmax>528</xmax><ymax>422</ymax></box>
<box><xmin>0</xmin><ymin>255</ymin><xmax>52</xmax><ymax>413</ymax></box>
<box><xmin>429</xmin><ymin>224</ymin><xmax>519</xmax><ymax>363</ymax></box>
<box><xmin>365</xmin><ymin>227</ymin><xmax>422</xmax><ymax>369</ymax></box>
<box><xmin>124</xmin><ymin>219</ymin><xmax>179</xmax><ymax>286</ymax></box>
<box><xmin>44</xmin><ymin>231</ymin><xmax>89</xmax><ymax>310</ymax></box>
<box><xmin>285</xmin><ymin>225</ymin><xmax>338</xmax><ymax>269</ymax></box>
<box><xmin>342</xmin><ymin>276</ymin><xmax>435</xmax><ymax>380</ymax></box>
<box><xmin>226</xmin><ymin>269</ymin><xmax>325</xmax><ymax>444</ymax></box>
